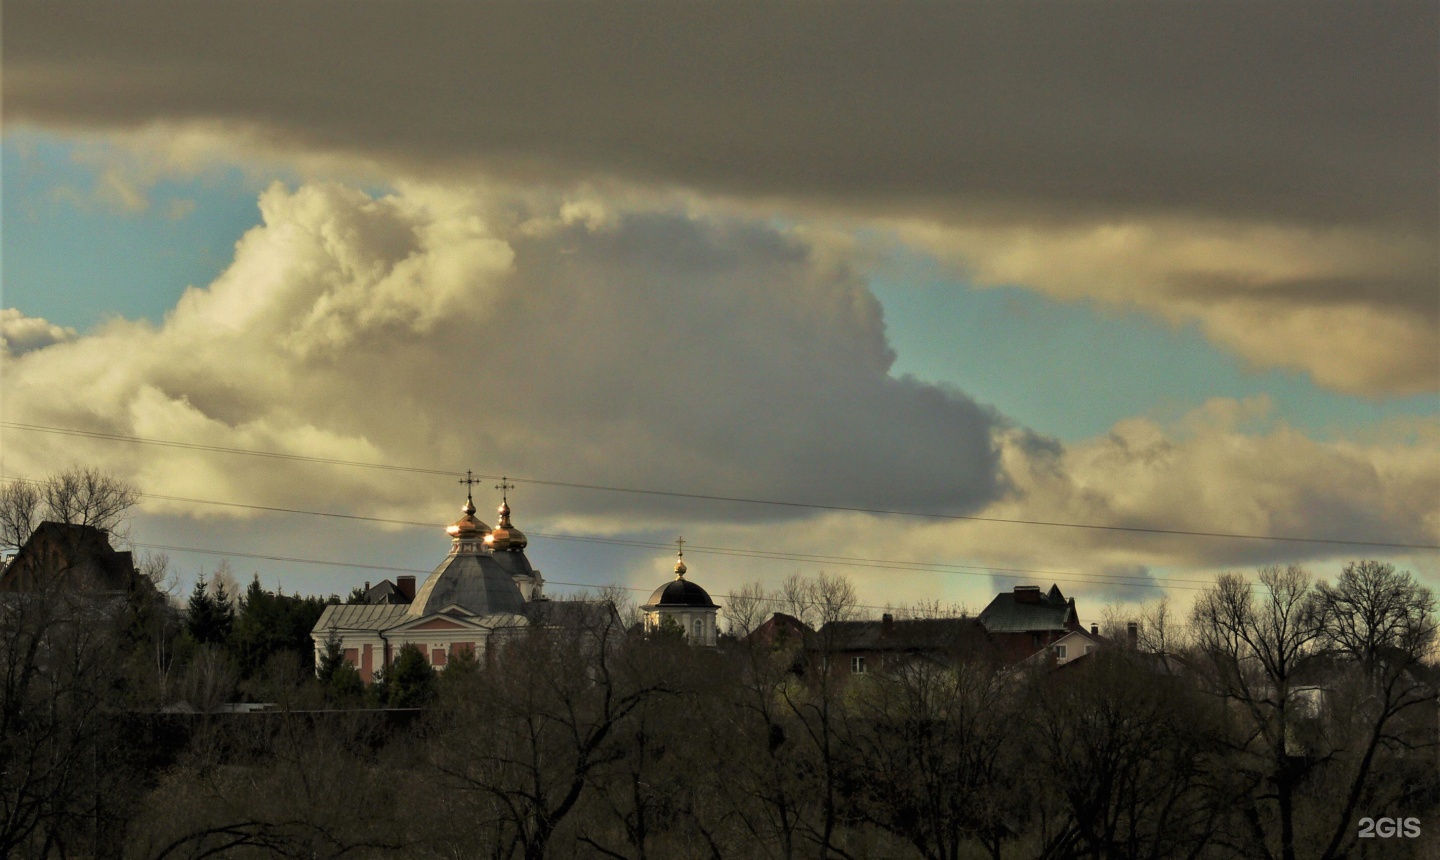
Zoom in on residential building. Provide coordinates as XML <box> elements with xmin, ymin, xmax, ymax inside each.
<box><xmin>978</xmin><ymin>584</ymin><xmax>1082</xmax><ymax>663</ymax></box>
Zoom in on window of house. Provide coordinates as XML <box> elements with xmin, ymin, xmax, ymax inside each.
<box><xmin>851</xmin><ymin>656</ymin><xmax>867</xmax><ymax>674</ymax></box>
<box><xmin>1054</xmin><ymin>645</ymin><xmax>1067</xmax><ymax>659</ymax></box>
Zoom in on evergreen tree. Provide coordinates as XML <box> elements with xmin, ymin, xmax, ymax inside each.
<box><xmin>315</xmin><ymin>631</ymin><xmax>365</xmax><ymax>706</ymax></box>
<box><xmin>210</xmin><ymin>578</ymin><xmax>235</xmax><ymax>642</ymax></box>
<box><xmin>316</xmin><ymin>629</ymin><xmax>346</xmax><ymax>685</ymax></box>
<box><xmin>229</xmin><ymin>575</ymin><xmax>328</xmax><ymax>679</ymax></box>
<box><xmin>383</xmin><ymin>643</ymin><xmax>437</xmax><ymax>708</ymax></box>
<box><xmin>185</xmin><ymin>578</ymin><xmax>221</xmax><ymax>645</ymax></box>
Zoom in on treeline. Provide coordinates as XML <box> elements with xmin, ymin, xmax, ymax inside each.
<box><xmin>2</xmin><ymin>556</ymin><xmax>1437</xmax><ymax>858</ymax></box>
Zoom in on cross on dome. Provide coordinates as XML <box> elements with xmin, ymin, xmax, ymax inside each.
<box><xmin>495</xmin><ymin>477</ymin><xmax>515</xmax><ymax>504</ymax></box>
<box><xmin>674</xmin><ymin>536</ymin><xmax>688</xmax><ymax>578</ymax></box>
<box><xmin>458</xmin><ymin>469</ymin><xmax>481</xmax><ymax>513</ymax></box>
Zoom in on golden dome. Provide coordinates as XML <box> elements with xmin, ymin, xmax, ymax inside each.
<box><xmin>485</xmin><ymin>498</ymin><xmax>528</xmax><ymax>551</ymax></box>
<box><xmin>446</xmin><ymin>494</ymin><xmax>491</xmax><ymax>539</ymax></box>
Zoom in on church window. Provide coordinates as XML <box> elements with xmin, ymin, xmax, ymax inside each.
<box><xmin>693</xmin><ymin>619</ymin><xmax>703</xmax><ymax>639</ymax></box>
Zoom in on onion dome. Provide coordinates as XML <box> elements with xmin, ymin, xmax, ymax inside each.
<box><xmin>446</xmin><ymin>494</ymin><xmax>491</xmax><ymax>541</ymax></box>
<box><xmin>485</xmin><ymin>497</ymin><xmax>529</xmax><ymax>551</ymax></box>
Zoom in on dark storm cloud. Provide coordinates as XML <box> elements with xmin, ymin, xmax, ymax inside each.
<box><xmin>6</xmin><ymin>1</ymin><xmax>1434</xmax><ymax>231</ymax></box>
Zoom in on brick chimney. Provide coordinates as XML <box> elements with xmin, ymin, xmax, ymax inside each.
<box><xmin>1091</xmin><ymin>623</ymin><xmax>1099</xmax><ymax>636</ymax></box>
<box><xmin>1127</xmin><ymin>621</ymin><xmax>1139</xmax><ymax>649</ymax></box>
<box><xmin>1014</xmin><ymin>585</ymin><xmax>1042</xmax><ymax>604</ymax></box>
<box><xmin>882</xmin><ymin>613</ymin><xmax>894</xmax><ymax>635</ymax></box>
<box><xmin>397</xmin><ymin>575</ymin><xmax>416</xmax><ymax>601</ymax></box>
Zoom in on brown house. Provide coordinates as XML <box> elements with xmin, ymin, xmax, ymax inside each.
<box><xmin>0</xmin><ymin>521</ymin><xmax>147</xmax><ymax>594</ymax></box>
<box><xmin>978</xmin><ymin>584</ymin><xmax>1082</xmax><ymax>663</ymax></box>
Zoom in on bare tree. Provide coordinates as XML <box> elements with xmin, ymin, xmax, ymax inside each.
<box><xmin>723</xmin><ymin>580</ymin><xmax>770</xmax><ymax>637</ymax></box>
<box><xmin>596</xmin><ymin>583</ymin><xmax>641</xmax><ymax>630</ymax></box>
<box><xmin>847</xmin><ymin>660</ymin><xmax>1017</xmax><ymax>860</ymax></box>
<box><xmin>781</xmin><ymin>571</ymin><xmax>859</xmax><ymax>632</ymax></box>
<box><xmin>1305</xmin><ymin>560</ymin><xmax>1439</xmax><ymax>860</ymax></box>
<box><xmin>0</xmin><ymin>469</ymin><xmax>139</xmax><ymax>552</ymax></box>
<box><xmin>0</xmin><ymin>479</ymin><xmax>42</xmax><ymax>551</ymax></box>
<box><xmin>1136</xmin><ymin>596</ymin><xmax>1186</xmax><ymax>661</ymax></box>
<box><xmin>42</xmin><ymin>467</ymin><xmax>139</xmax><ymax>538</ymax></box>
<box><xmin>1190</xmin><ymin>564</ymin><xmax>1326</xmax><ymax>860</ymax></box>
<box><xmin>779</xmin><ymin>572</ymin><xmax>861</xmax><ymax>858</ymax></box>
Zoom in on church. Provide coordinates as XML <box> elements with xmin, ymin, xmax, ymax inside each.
<box><xmin>312</xmin><ymin>479</ymin><xmax>547</xmax><ymax>681</ymax></box>
<box><xmin>313</xmin><ymin>478</ymin><xmax>725</xmax><ymax>680</ymax></box>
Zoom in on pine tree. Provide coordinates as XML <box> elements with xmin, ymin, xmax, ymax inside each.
<box><xmin>186</xmin><ymin>578</ymin><xmax>220</xmax><ymax>644</ymax></box>
<box><xmin>384</xmin><ymin>643</ymin><xmax>437</xmax><ymax>708</ymax></box>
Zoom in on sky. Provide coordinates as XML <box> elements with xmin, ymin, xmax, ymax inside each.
<box><xmin>2</xmin><ymin>1</ymin><xmax>1437</xmax><ymax>625</ymax></box>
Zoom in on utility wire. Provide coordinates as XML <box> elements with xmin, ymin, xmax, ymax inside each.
<box><xmin>0</xmin><ymin>474</ymin><xmax>1220</xmax><ymax>591</ymax></box>
<box><xmin>6</xmin><ymin>420</ymin><xmax>1434</xmax><ymax>550</ymax></box>
<box><xmin>124</xmin><ymin>540</ymin><xmax>1202</xmax><ymax>617</ymax></box>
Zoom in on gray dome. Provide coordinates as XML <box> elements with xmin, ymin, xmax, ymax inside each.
<box><xmin>408</xmin><ymin>552</ymin><xmax>526</xmax><ymax>617</ymax></box>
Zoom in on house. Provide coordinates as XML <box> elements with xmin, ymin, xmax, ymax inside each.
<box><xmin>1021</xmin><ymin>627</ymin><xmax>1102</xmax><ymax>668</ymax></box>
<box><xmin>311</xmin><ymin>488</ymin><xmax>542</xmax><ymax>681</ymax></box>
<box><xmin>359</xmin><ymin>576</ymin><xmax>417</xmax><ymax>604</ymax></box>
<box><xmin>747</xmin><ymin>612</ymin><xmax>811</xmax><ymax>650</ymax></box>
<box><xmin>978</xmin><ymin>584</ymin><xmax>1082</xmax><ymax>663</ymax></box>
<box><xmin>811</xmin><ymin>614</ymin><xmax>994</xmax><ymax>676</ymax></box>
<box><xmin>0</xmin><ymin>521</ymin><xmax>146</xmax><ymax>594</ymax></box>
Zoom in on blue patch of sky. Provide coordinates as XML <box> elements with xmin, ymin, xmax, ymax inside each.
<box><xmin>3</xmin><ymin>132</ymin><xmax>266</xmax><ymax>330</ymax></box>
<box><xmin>870</xmin><ymin>253</ymin><xmax>1439</xmax><ymax>443</ymax></box>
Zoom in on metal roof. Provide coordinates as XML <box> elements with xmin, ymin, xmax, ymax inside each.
<box><xmin>408</xmin><ymin>551</ymin><xmax>526</xmax><ymax>617</ymax></box>
<box><xmin>315</xmin><ymin>603</ymin><xmax>410</xmax><ymax>631</ymax></box>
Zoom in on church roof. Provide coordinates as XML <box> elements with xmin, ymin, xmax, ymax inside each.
<box><xmin>644</xmin><ymin>577</ymin><xmax>717</xmax><ymax>609</ymax></box>
<box><xmin>641</xmin><ymin>542</ymin><xmax>717</xmax><ymax>609</ymax></box>
<box><xmin>408</xmin><ymin>551</ymin><xmax>526</xmax><ymax>617</ymax></box>
<box><xmin>315</xmin><ymin>603</ymin><xmax>410</xmax><ymax>631</ymax></box>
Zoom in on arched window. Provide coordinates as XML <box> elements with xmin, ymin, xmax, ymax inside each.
<box><xmin>693</xmin><ymin>618</ymin><xmax>703</xmax><ymax>639</ymax></box>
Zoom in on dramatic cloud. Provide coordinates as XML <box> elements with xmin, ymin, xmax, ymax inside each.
<box><xmin>1</xmin><ymin>181</ymin><xmax>1002</xmax><ymax>525</ymax></box>
<box><xmin>896</xmin><ymin>217</ymin><xmax>1439</xmax><ymax>395</ymax></box>
<box><xmin>5</xmin><ymin>182</ymin><xmax>1434</xmax><ymax>612</ymax></box>
<box><xmin>6</xmin><ymin>1</ymin><xmax>1435</xmax><ymax>392</ymax></box>
<box><xmin>0</xmin><ymin>309</ymin><xmax>78</xmax><ymax>356</ymax></box>
<box><xmin>678</xmin><ymin>397</ymin><xmax>1440</xmax><ymax>612</ymax></box>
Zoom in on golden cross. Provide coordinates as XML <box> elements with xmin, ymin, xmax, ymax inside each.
<box><xmin>495</xmin><ymin>476</ymin><xmax>515</xmax><ymax>502</ymax></box>
<box><xmin>675</xmin><ymin>535</ymin><xmax>685</xmax><ymax>558</ymax></box>
<box><xmin>458</xmin><ymin>470</ymin><xmax>480</xmax><ymax>499</ymax></box>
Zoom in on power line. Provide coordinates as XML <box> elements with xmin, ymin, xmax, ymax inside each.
<box><xmin>0</xmin><ymin>474</ymin><xmax>1216</xmax><ymax>591</ymax></box>
<box><xmin>7</xmin><ymin>420</ymin><xmax>1435</xmax><ymax>550</ymax></box>
<box><xmin>125</xmin><ymin>540</ymin><xmax>1196</xmax><ymax>623</ymax></box>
